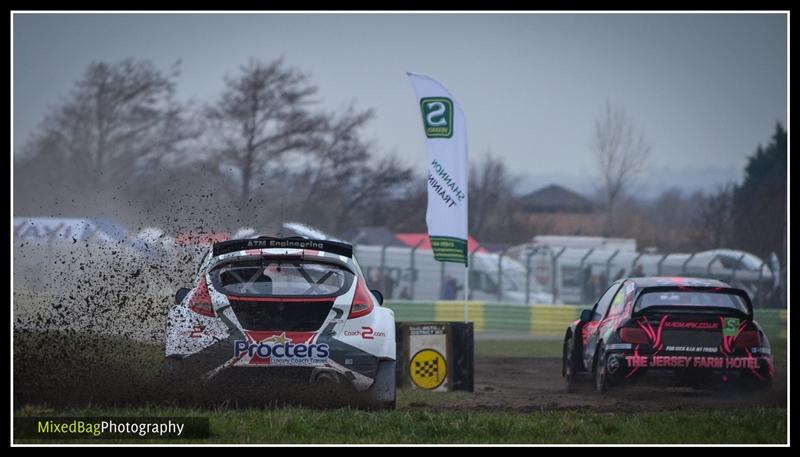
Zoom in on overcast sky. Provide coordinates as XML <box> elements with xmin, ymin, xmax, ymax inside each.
<box><xmin>13</xmin><ymin>13</ymin><xmax>787</xmax><ymax>197</ymax></box>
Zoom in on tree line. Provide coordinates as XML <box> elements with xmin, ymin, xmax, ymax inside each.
<box><xmin>14</xmin><ymin>58</ymin><xmax>787</xmax><ymax>267</ymax></box>
<box><xmin>14</xmin><ymin>58</ymin><xmax>413</xmax><ymax>237</ymax></box>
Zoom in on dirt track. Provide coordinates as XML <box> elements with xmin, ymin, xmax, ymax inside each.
<box><xmin>13</xmin><ymin>329</ymin><xmax>787</xmax><ymax>412</ymax></box>
<box><xmin>407</xmin><ymin>356</ymin><xmax>787</xmax><ymax>413</ymax></box>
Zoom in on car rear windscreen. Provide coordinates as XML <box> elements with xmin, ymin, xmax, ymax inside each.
<box><xmin>211</xmin><ymin>260</ymin><xmax>354</xmax><ymax>297</ymax></box>
<box><xmin>635</xmin><ymin>291</ymin><xmax>748</xmax><ymax>314</ymax></box>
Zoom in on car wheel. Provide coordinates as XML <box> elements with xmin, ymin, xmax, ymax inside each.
<box><xmin>162</xmin><ymin>356</ymin><xmax>184</xmax><ymax>384</ymax></box>
<box><xmin>363</xmin><ymin>360</ymin><xmax>396</xmax><ymax>410</ymax></box>
<box><xmin>563</xmin><ymin>335</ymin><xmax>579</xmax><ymax>393</ymax></box>
<box><xmin>740</xmin><ymin>372</ymin><xmax>773</xmax><ymax>392</ymax></box>
<box><xmin>594</xmin><ymin>343</ymin><xmax>610</xmax><ymax>394</ymax></box>
<box><xmin>161</xmin><ymin>356</ymin><xmax>202</xmax><ymax>403</ymax></box>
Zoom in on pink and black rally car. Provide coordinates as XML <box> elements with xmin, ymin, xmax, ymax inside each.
<box><xmin>163</xmin><ymin>236</ymin><xmax>396</xmax><ymax>409</ymax></box>
<box><xmin>562</xmin><ymin>277</ymin><xmax>774</xmax><ymax>393</ymax></box>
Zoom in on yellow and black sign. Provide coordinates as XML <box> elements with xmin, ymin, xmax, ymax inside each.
<box><xmin>409</xmin><ymin>349</ymin><xmax>447</xmax><ymax>390</ymax></box>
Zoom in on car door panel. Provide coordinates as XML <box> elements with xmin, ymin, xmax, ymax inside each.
<box><xmin>583</xmin><ymin>282</ymin><xmax>622</xmax><ymax>369</ymax></box>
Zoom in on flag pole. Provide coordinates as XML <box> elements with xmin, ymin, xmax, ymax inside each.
<box><xmin>464</xmin><ymin>261</ymin><xmax>469</xmax><ymax>323</ymax></box>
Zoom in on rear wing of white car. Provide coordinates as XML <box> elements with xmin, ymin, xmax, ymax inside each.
<box><xmin>212</xmin><ymin>236</ymin><xmax>354</xmax><ymax>258</ymax></box>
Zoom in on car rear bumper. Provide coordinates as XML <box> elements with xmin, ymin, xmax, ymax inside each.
<box><xmin>166</xmin><ymin>344</ymin><xmax>384</xmax><ymax>393</ymax></box>
<box><xmin>604</xmin><ymin>348</ymin><xmax>774</xmax><ymax>384</ymax></box>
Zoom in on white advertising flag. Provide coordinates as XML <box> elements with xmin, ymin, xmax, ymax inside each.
<box><xmin>407</xmin><ymin>72</ymin><xmax>469</xmax><ymax>266</ymax></box>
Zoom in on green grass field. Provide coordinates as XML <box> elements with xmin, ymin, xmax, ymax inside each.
<box><xmin>14</xmin><ymin>404</ymin><xmax>786</xmax><ymax>444</ymax></box>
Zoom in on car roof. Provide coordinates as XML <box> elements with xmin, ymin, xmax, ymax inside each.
<box><xmin>624</xmin><ymin>276</ymin><xmax>731</xmax><ymax>289</ymax></box>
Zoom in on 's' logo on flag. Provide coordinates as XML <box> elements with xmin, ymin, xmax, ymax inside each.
<box><xmin>420</xmin><ymin>97</ymin><xmax>453</xmax><ymax>138</ymax></box>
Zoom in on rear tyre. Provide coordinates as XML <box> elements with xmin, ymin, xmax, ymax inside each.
<box><xmin>594</xmin><ymin>343</ymin><xmax>610</xmax><ymax>394</ymax></box>
<box><xmin>161</xmin><ymin>356</ymin><xmax>201</xmax><ymax>405</ymax></box>
<box><xmin>162</xmin><ymin>356</ymin><xmax>184</xmax><ymax>384</ymax></box>
<box><xmin>310</xmin><ymin>370</ymin><xmax>349</xmax><ymax>407</ymax></box>
<box><xmin>740</xmin><ymin>372</ymin><xmax>773</xmax><ymax>392</ymax></box>
<box><xmin>757</xmin><ymin>377</ymin><xmax>774</xmax><ymax>391</ymax></box>
<box><xmin>563</xmin><ymin>334</ymin><xmax>579</xmax><ymax>393</ymax></box>
<box><xmin>364</xmin><ymin>360</ymin><xmax>396</xmax><ymax>410</ymax></box>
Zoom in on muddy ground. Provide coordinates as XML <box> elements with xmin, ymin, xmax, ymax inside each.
<box><xmin>406</xmin><ymin>356</ymin><xmax>787</xmax><ymax>413</ymax></box>
<box><xmin>13</xmin><ymin>329</ymin><xmax>786</xmax><ymax>413</ymax></box>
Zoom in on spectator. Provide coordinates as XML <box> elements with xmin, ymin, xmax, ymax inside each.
<box><xmin>598</xmin><ymin>273</ymin><xmax>608</xmax><ymax>293</ymax></box>
<box><xmin>589</xmin><ymin>274</ymin><xmax>602</xmax><ymax>299</ymax></box>
<box><xmin>581</xmin><ymin>266</ymin><xmax>594</xmax><ymax>303</ymax></box>
<box><xmin>398</xmin><ymin>285</ymin><xmax>411</xmax><ymax>300</ymax></box>
<box><xmin>440</xmin><ymin>275</ymin><xmax>460</xmax><ymax>300</ymax></box>
<box><xmin>383</xmin><ymin>273</ymin><xmax>395</xmax><ymax>299</ymax></box>
<box><xmin>369</xmin><ymin>268</ymin><xmax>382</xmax><ymax>290</ymax></box>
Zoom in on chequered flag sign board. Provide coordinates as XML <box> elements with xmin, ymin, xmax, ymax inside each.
<box><xmin>415</xmin><ymin>357</ymin><xmax>440</xmax><ymax>380</ymax></box>
<box><xmin>409</xmin><ymin>348</ymin><xmax>447</xmax><ymax>390</ymax></box>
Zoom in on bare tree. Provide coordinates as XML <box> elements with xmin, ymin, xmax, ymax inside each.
<box><xmin>204</xmin><ymin>58</ymin><xmax>326</xmax><ymax>210</ymax></box>
<box><xmin>383</xmin><ymin>184</ymin><xmax>428</xmax><ymax>233</ymax></box>
<box><xmin>592</xmin><ymin>100</ymin><xmax>651</xmax><ymax>234</ymax></box>
<box><xmin>468</xmin><ymin>152</ymin><xmax>528</xmax><ymax>243</ymax></box>
<box><xmin>267</xmin><ymin>153</ymin><xmax>415</xmax><ymax>234</ymax></box>
<box><xmin>22</xmin><ymin>59</ymin><xmax>193</xmax><ymax>192</ymax></box>
<box><xmin>286</xmin><ymin>106</ymin><xmax>414</xmax><ymax>233</ymax></box>
<box><xmin>299</xmin><ymin>106</ymin><xmax>375</xmax><ymax>206</ymax></box>
<box><xmin>691</xmin><ymin>183</ymin><xmax>735</xmax><ymax>249</ymax></box>
<box><xmin>203</xmin><ymin>59</ymin><xmax>415</xmax><ymax>233</ymax></box>
<box><xmin>332</xmin><ymin>156</ymin><xmax>415</xmax><ymax>233</ymax></box>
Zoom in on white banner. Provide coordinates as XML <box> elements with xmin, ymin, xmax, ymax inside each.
<box><xmin>407</xmin><ymin>72</ymin><xmax>469</xmax><ymax>265</ymax></box>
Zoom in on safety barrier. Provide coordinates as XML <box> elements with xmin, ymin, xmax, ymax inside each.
<box><xmin>352</xmin><ymin>242</ymin><xmax>785</xmax><ymax>308</ymax></box>
<box><xmin>756</xmin><ymin>308</ymin><xmax>788</xmax><ymax>339</ymax></box>
<box><xmin>385</xmin><ymin>301</ymin><xmax>787</xmax><ymax>340</ymax></box>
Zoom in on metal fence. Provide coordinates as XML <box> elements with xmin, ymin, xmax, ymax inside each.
<box><xmin>350</xmin><ymin>243</ymin><xmax>786</xmax><ymax>309</ymax></box>
<box><xmin>11</xmin><ymin>238</ymin><xmax>786</xmax><ymax>310</ymax></box>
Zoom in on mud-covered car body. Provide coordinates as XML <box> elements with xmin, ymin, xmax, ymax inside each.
<box><xmin>562</xmin><ymin>277</ymin><xmax>774</xmax><ymax>392</ymax></box>
<box><xmin>164</xmin><ymin>236</ymin><xmax>396</xmax><ymax>408</ymax></box>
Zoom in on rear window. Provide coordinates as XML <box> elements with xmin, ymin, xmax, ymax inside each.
<box><xmin>635</xmin><ymin>291</ymin><xmax>748</xmax><ymax>314</ymax></box>
<box><xmin>210</xmin><ymin>260</ymin><xmax>354</xmax><ymax>297</ymax></box>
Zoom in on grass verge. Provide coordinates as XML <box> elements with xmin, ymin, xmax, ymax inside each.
<box><xmin>14</xmin><ymin>405</ymin><xmax>786</xmax><ymax>444</ymax></box>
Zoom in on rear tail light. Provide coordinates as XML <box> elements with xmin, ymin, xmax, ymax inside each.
<box><xmin>735</xmin><ymin>330</ymin><xmax>761</xmax><ymax>349</ymax></box>
<box><xmin>619</xmin><ymin>327</ymin><xmax>650</xmax><ymax>345</ymax></box>
<box><xmin>348</xmin><ymin>278</ymin><xmax>374</xmax><ymax>319</ymax></box>
<box><xmin>188</xmin><ymin>275</ymin><xmax>215</xmax><ymax>317</ymax></box>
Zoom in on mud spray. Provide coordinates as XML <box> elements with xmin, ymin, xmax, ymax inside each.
<box><xmin>12</xmin><ymin>219</ymin><xmax>358</xmax><ymax>409</ymax></box>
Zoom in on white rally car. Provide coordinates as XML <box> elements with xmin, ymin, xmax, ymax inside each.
<box><xmin>164</xmin><ymin>236</ymin><xmax>396</xmax><ymax>409</ymax></box>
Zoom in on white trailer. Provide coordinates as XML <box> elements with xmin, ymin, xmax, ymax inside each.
<box><xmin>521</xmin><ymin>245</ymin><xmax>777</xmax><ymax>305</ymax></box>
<box><xmin>351</xmin><ymin>245</ymin><xmax>553</xmax><ymax>304</ymax></box>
